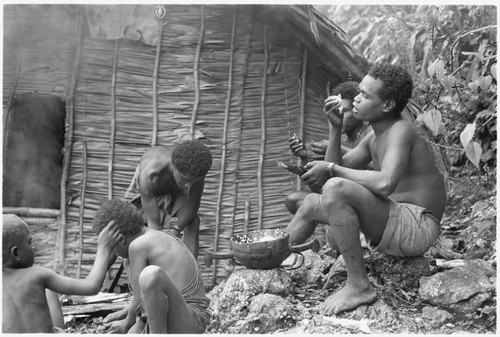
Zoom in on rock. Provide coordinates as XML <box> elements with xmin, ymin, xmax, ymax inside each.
<box><xmin>418</xmin><ymin>259</ymin><xmax>495</xmax><ymax>313</ymax></box>
<box><xmin>421</xmin><ymin>306</ymin><xmax>454</xmax><ymax>328</ymax></box>
<box><xmin>368</xmin><ymin>252</ymin><xmax>432</xmax><ymax>290</ymax></box>
<box><xmin>227</xmin><ymin>294</ymin><xmax>297</xmax><ymax>333</ymax></box>
<box><xmin>207</xmin><ymin>267</ymin><xmax>294</xmax><ymax>331</ymax></box>
<box><xmin>286</xmin><ymin>250</ymin><xmax>332</xmax><ymax>287</ymax></box>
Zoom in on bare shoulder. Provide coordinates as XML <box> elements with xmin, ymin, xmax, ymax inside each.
<box><xmin>140</xmin><ymin>146</ymin><xmax>172</xmax><ymax>163</ymax></box>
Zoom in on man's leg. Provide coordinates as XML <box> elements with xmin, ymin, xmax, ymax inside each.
<box><xmin>183</xmin><ymin>215</ymin><xmax>200</xmax><ymax>258</ymax></box>
<box><xmin>320</xmin><ymin>177</ymin><xmax>390</xmax><ymax>315</ymax></box>
<box><xmin>284</xmin><ymin>191</ymin><xmax>311</xmax><ymax>214</ymax></box>
<box><xmin>138</xmin><ymin>265</ymin><xmax>197</xmax><ymax>334</ymax></box>
<box><xmin>286</xmin><ymin>192</ymin><xmax>330</xmax><ymax>245</ymax></box>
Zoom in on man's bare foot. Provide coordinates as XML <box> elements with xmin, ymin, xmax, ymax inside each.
<box><xmin>319</xmin><ymin>283</ymin><xmax>377</xmax><ymax>315</ymax></box>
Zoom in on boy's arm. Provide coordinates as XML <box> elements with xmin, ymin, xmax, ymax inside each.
<box><xmin>43</xmin><ymin>221</ymin><xmax>121</xmax><ymax>295</ymax></box>
<box><xmin>175</xmin><ymin>178</ymin><xmax>204</xmax><ymax>231</ymax></box>
<box><xmin>141</xmin><ymin>193</ymin><xmax>162</xmax><ymax>230</ymax></box>
<box><xmin>121</xmin><ymin>242</ymin><xmax>149</xmax><ymax>331</ymax></box>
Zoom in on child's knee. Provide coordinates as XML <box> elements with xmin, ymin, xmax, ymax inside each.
<box><xmin>138</xmin><ymin>265</ymin><xmax>164</xmax><ymax>291</ymax></box>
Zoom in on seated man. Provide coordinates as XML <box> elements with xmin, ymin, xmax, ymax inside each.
<box><xmin>126</xmin><ymin>140</ymin><xmax>212</xmax><ymax>258</ymax></box>
<box><xmin>96</xmin><ymin>199</ymin><xmax>211</xmax><ymax>334</ymax></box>
<box><xmin>286</xmin><ymin>63</ymin><xmax>446</xmax><ymax>315</ymax></box>
<box><xmin>2</xmin><ymin>214</ymin><xmax>121</xmax><ymax>333</ymax></box>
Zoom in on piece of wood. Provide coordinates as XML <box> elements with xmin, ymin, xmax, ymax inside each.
<box><xmin>3</xmin><ymin>207</ymin><xmax>60</xmax><ymax>218</ymax></box>
<box><xmin>77</xmin><ymin>140</ymin><xmax>87</xmax><ymax>278</ymax></box>
<box><xmin>257</xmin><ymin>24</ymin><xmax>268</xmax><ymax>230</ymax></box>
<box><xmin>190</xmin><ymin>5</ymin><xmax>205</xmax><ymax>139</ymax></box>
<box><xmin>58</xmin><ymin>7</ymin><xmax>84</xmax><ymax>275</ymax></box>
<box><xmin>212</xmin><ymin>6</ymin><xmax>237</xmax><ymax>285</ymax></box>
<box><xmin>62</xmin><ymin>301</ymin><xmax>130</xmax><ymax>316</ymax></box>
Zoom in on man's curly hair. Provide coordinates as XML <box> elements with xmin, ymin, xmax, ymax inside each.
<box><xmin>93</xmin><ymin>198</ymin><xmax>144</xmax><ymax>237</ymax></box>
<box><xmin>172</xmin><ymin>140</ymin><xmax>212</xmax><ymax>178</ymax></box>
<box><xmin>2</xmin><ymin>214</ymin><xmax>31</xmax><ymax>263</ymax></box>
<box><xmin>331</xmin><ymin>81</ymin><xmax>360</xmax><ymax>101</ymax></box>
<box><xmin>368</xmin><ymin>63</ymin><xmax>413</xmax><ymax>115</ymax></box>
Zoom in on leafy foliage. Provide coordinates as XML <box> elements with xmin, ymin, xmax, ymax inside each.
<box><xmin>320</xmin><ymin>5</ymin><xmax>496</xmax><ymax>199</ymax></box>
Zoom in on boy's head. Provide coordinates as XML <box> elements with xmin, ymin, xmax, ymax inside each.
<box><xmin>331</xmin><ymin>81</ymin><xmax>360</xmax><ymax>101</ymax></box>
<box><xmin>2</xmin><ymin>214</ymin><xmax>35</xmax><ymax>268</ymax></box>
<box><xmin>93</xmin><ymin>199</ymin><xmax>144</xmax><ymax>238</ymax></box>
<box><xmin>172</xmin><ymin>140</ymin><xmax>212</xmax><ymax>178</ymax></box>
<box><xmin>367</xmin><ymin>63</ymin><xmax>413</xmax><ymax>115</ymax></box>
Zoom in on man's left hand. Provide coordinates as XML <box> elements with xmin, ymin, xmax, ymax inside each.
<box><xmin>301</xmin><ymin>161</ymin><xmax>331</xmax><ymax>191</ymax></box>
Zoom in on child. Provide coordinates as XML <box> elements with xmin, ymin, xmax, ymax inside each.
<box><xmin>95</xmin><ymin>198</ymin><xmax>211</xmax><ymax>334</ymax></box>
<box><xmin>2</xmin><ymin>214</ymin><xmax>121</xmax><ymax>333</ymax></box>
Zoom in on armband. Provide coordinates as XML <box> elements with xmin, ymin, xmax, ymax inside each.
<box><xmin>328</xmin><ymin>162</ymin><xmax>337</xmax><ymax>177</ymax></box>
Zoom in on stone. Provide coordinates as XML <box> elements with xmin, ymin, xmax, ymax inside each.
<box><xmin>207</xmin><ymin>267</ymin><xmax>294</xmax><ymax>331</ymax></box>
<box><xmin>418</xmin><ymin>259</ymin><xmax>495</xmax><ymax>313</ymax></box>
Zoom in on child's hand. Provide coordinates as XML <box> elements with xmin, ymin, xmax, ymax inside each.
<box><xmin>324</xmin><ymin>94</ymin><xmax>343</xmax><ymax>127</ymax></box>
<box><xmin>97</xmin><ymin>220</ymin><xmax>123</xmax><ymax>252</ymax></box>
<box><xmin>104</xmin><ymin>318</ymin><xmax>129</xmax><ymax>334</ymax></box>
<box><xmin>310</xmin><ymin>139</ymin><xmax>329</xmax><ymax>156</ymax></box>
<box><xmin>288</xmin><ymin>133</ymin><xmax>307</xmax><ymax>158</ymax></box>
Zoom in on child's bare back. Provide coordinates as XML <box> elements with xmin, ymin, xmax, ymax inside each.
<box><xmin>2</xmin><ymin>267</ymin><xmax>56</xmax><ymax>333</ymax></box>
<box><xmin>133</xmin><ymin>228</ymin><xmax>205</xmax><ymax>296</ymax></box>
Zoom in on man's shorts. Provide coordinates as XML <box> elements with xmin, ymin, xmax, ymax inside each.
<box><xmin>367</xmin><ymin>198</ymin><xmax>440</xmax><ymax>257</ymax></box>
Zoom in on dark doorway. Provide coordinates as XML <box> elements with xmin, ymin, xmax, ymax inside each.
<box><xmin>3</xmin><ymin>93</ymin><xmax>65</xmax><ymax>209</ymax></box>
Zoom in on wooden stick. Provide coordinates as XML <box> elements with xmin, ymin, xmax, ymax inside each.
<box><xmin>58</xmin><ymin>8</ymin><xmax>84</xmax><ymax>275</ymax></box>
<box><xmin>190</xmin><ymin>5</ymin><xmax>205</xmax><ymax>140</ymax></box>
<box><xmin>257</xmin><ymin>25</ymin><xmax>269</xmax><ymax>230</ymax></box>
<box><xmin>108</xmin><ymin>41</ymin><xmax>119</xmax><ymax>199</ymax></box>
<box><xmin>212</xmin><ymin>6</ymin><xmax>237</xmax><ymax>285</ymax></box>
<box><xmin>244</xmin><ymin>198</ymin><xmax>250</xmax><ymax>236</ymax></box>
<box><xmin>2</xmin><ymin>207</ymin><xmax>60</xmax><ymax>218</ymax></box>
<box><xmin>297</xmin><ymin>47</ymin><xmax>308</xmax><ymax>191</ymax></box>
<box><xmin>152</xmin><ymin>18</ymin><xmax>164</xmax><ymax>147</ymax></box>
<box><xmin>21</xmin><ymin>217</ymin><xmax>59</xmax><ymax>226</ymax></box>
<box><xmin>77</xmin><ymin>140</ymin><xmax>87</xmax><ymax>279</ymax></box>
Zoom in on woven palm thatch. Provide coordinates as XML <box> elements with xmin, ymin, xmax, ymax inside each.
<box><xmin>3</xmin><ymin>4</ymin><xmax>369</xmax><ymax>285</ymax></box>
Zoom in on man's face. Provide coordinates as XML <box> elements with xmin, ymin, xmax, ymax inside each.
<box><xmin>352</xmin><ymin>75</ymin><xmax>386</xmax><ymax>122</ymax></box>
<box><xmin>173</xmin><ymin>168</ymin><xmax>201</xmax><ymax>193</ymax></box>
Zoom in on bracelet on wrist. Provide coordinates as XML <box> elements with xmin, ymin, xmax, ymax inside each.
<box><xmin>328</xmin><ymin>162</ymin><xmax>337</xmax><ymax>177</ymax></box>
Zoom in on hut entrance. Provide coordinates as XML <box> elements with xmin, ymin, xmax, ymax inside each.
<box><xmin>3</xmin><ymin>93</ymin><xmax>65</xmax><ymax>209</ymax></box>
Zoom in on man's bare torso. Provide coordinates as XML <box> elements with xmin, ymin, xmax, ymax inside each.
<box><xmin>369</xmin><ymin>119</ymin><xmax>446</xmax><ymax>219</ymax></box>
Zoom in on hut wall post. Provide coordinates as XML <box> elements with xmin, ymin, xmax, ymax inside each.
<box><xmin>58</xmin><ymin>7</ymin><xmax>84</xmax><ymax>275</ymax></box>
<box><xmin>257</xmin><ymin>25</ymin><xmax>269</xmax><ymax>230</ymax></box>
<box><xmin>212</xmin><ymin>7</ymin><xmax>237</xmax><ymax>284</ymax></box>
<box><xmin>297</xmin><ymin>47</ymin><xmax>308</xmax><ymax>190</ymax></box>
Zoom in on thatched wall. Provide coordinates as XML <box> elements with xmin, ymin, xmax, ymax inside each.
<box><xmin>3</xmin><ymin>4</ymin><xmax>368</xmax><ymax>285</ymax></box>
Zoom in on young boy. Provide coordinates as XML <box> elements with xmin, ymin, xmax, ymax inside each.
<box><xmin>286</xmin><ymin>63</ymin><xmax>446</xmax><ymax>315</ymax></box>
<box><xmin>2</xmin><ymin>214</ymin><xmax>121</xmax><ymax>333</ymax></box>
<box><xmin>125</xmin><ymin>140</ymin><xmax>212</xmax><ymax>258</ymax></box>
<box><xmin>286</xmin><ymin>80</ymin><xmax>371</xmax><ymax>211</ymax></box>
<box><xmin>95</xmin><ymin>198</ymin><xmax>211</xmax><ymax>334</ymax></box>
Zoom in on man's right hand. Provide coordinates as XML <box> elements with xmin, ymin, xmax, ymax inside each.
<box><xmin>324</xmin><ymin>95</ymin><xmax>343</xmax><ymax>127</ymax></box>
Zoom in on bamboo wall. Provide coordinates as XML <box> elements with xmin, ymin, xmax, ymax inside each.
<box><xmin>3</xmin><ymin>4</ymin><xmax>360</xmax><ymax>285</ymax></box>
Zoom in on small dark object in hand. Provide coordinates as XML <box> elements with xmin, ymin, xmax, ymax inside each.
<box><xmin>276</xmin><ymin>161</ymin><xmax>308</xmax><ymax>176</ymax></box>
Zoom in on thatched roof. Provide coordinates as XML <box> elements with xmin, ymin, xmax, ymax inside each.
<box><xmin>3</xmin><ymin>4</ymin><xmax>369</xmax><ymax>285</ymax></box>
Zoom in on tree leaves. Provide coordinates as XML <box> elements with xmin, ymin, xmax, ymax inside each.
<box><xmin>460</xmin><ymin>123</ymin><xmax>482</xmax><ymax>169</ymax></box>
<box><xmin>416</xmin><ymin>109</ymin><xmax>447</xmax><ymax>137</ymax></box>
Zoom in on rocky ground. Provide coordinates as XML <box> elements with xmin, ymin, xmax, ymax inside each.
<box><xmin>64</xmin><ymin>190</ymin><xmax>496</xmax><ymax>334</ymax></box>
